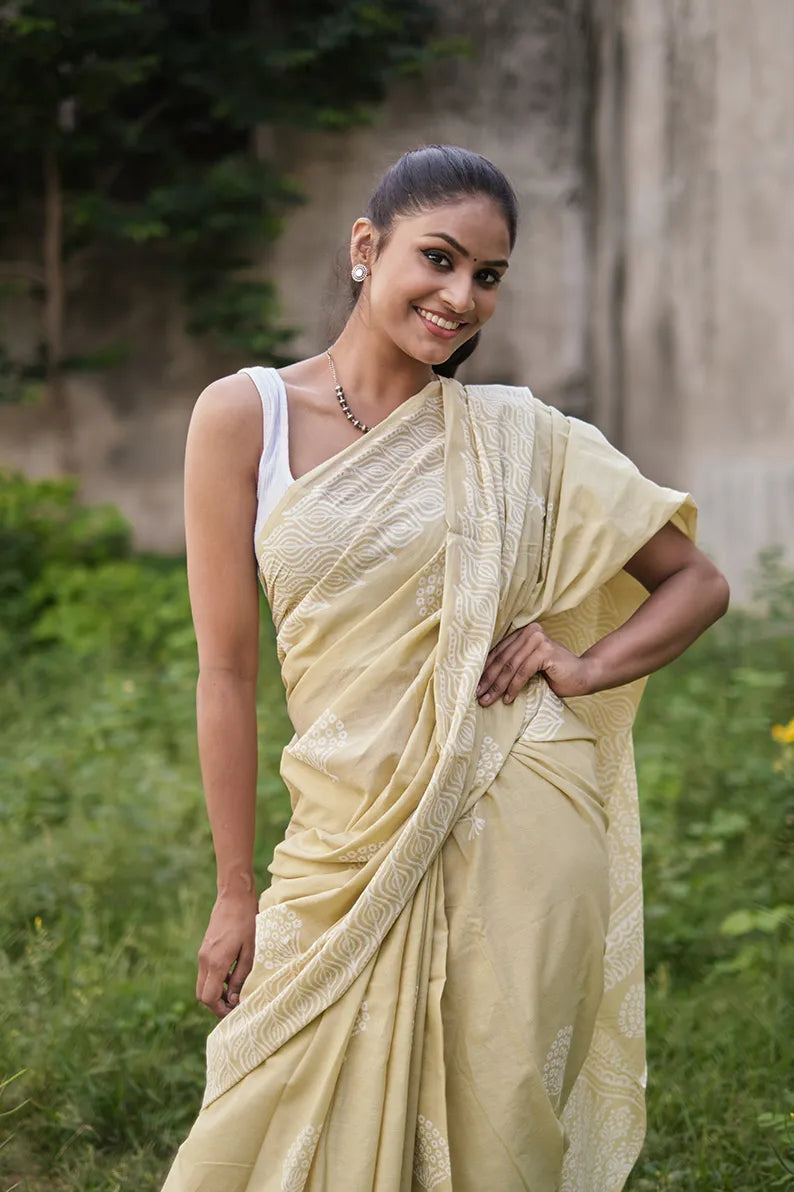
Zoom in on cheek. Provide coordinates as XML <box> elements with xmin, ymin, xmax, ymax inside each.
<box><xmin>370</xmin><ymin>265</ymin><xmax>415</xmax><ymax>310</ymax></box>
<box><xmin>477</xmin><ymin>289</ymin><xmax>501</xmax><ymax>321</ymax></box>
<box><xmin>372</xmin><ymin>269</ymin><xmax>430</xmax><ymax>322</ymax></box>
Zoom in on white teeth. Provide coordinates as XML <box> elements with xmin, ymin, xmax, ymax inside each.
<box><xmin>417</xmin><ymin>307</ymin><xmax>461</xmax><ymax>331</ymax></box>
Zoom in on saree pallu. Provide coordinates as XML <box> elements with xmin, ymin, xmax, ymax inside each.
<box><xmin>162</xmin><ymin>376</ymin><xmax>696</xmax><ymax>1192</ymax></box>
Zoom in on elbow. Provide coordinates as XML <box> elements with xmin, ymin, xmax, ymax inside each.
<box><xmin>197</xmin><ymin>662</ymin><xmax>259</xmax><ymax>689</ymax></box>
<box><xmin>703</xmin><ymin>563</ymin><xmax>731</xmax><ymax>623</ymax></box>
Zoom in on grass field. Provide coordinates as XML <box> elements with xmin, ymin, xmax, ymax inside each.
<box><xmin>1</xmin><ymin>478</ymin><xmax>792</xmax><ymax>1190</ymax></box>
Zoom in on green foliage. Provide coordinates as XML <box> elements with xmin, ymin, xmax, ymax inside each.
<box><xmin>750</xmin><ymin>546</ymin><xmax>794</xmax><ymax>626</ymax></box>
<box><xmin>0</xmin><ymin>0</ymin><xmax>452</xmax><ymax>392</ymax></box>
<box><xmin>626</xmin><ymin>577</ymin><xmax>794</xmax><ymax>1190</ymax></box>
<box><xmin>0</xmin><ymin>469</ymin><xmax>131</xmax><ymax>653</ymax></box>
<box><xmin>0</xmin><ymin>597</ymin><xmax>292</xmax><ymax>1188</ymax></box>
<box><xmin>0</xmin><ymin>343</ymin><xmax>46</xmax><ymax>407</ymax></box>
<box><xmin>185</xmin><ymin>277</ymin><xmax>295</xmax><ymax>363</ymax></box>
<box><xmin>1</xmin><ymin>478</ymin><xmax>791</xmax><ymax>1188</ymax></box>
<box><xmin>31</xmin><ymin>558</ymin><xmax>196</xmax><ymax>660</ymax></box>
<box><xmin>0</xmin><ymin>469</ymin><xmax>195</xmax><ymax>666</ymax></box>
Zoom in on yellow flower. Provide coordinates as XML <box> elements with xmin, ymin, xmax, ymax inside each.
<box><xmin>771</xmin><ymin>719</ymin><xmax>794</xmax><ymax>745</ymax></box>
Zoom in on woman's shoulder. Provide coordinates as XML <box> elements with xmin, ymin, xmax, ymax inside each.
<box><xmin>187</xmin><ymin>372</ymin><xmax>265</xmax><ymax>477</ymax></box>
<box><xmin>194</xmin><ymin>370</ymin><xmax>263</xmax><ymax>420</ymax></box>
<box><xmin>192</xmin><ymin>369</ymin><xmax>275</xmax><ymax>440</ymax></box>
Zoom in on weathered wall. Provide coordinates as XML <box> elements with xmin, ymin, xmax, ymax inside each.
<box><xmin>1</xmin><ymin>0</ymin><xmax>793</xmax><ymax>597</ymax></box>
<box><xmin>0</xmin><ymin>0</ymin><xmax>591</xmax><ymax>553</ymax></box>
<box><xmin>0</xmin><ymin>252</ymin><xmax>229</xmax><ymax>552</ymax></box>
<box><xmin>591</xmin><ymin>0</ymin><xmax>794</xmax><ymax>594</ymax></box>
<box><xmin>262</xmin><ymin>0</ymin><xmax>592</xmax><ymax>411</ymax></box>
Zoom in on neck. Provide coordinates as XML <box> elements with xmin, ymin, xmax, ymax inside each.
<box><xmin>328</xmin><ymin>306</ymin><xmax>437</xmax><ymax>413</ymax></box>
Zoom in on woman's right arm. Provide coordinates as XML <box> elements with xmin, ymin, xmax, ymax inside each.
<box><xmin>183</xmin><ymin>374</ymin><xmax>263</xmax><ymax>1019</ymax></box>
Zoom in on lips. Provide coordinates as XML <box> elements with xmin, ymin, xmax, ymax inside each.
<box><xmin>414</xmin><ymin>306</ymin><xmax>468</xmax><ymax>340</ymax></box>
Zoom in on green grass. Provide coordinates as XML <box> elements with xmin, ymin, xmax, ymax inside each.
<box><xmin>627</xmin><ymin>614</ymin><xmax>794</xmax><ymax>1190</ymax></box>
<box><xmin>1</xmin><ymin>562</ymin><xmax>792</xmax><ymax>1190</ymax></box>
<box><xmin>0</xmin><ymin>606</ymin><xmax>294</xmax><ymax>1192</ymax></box>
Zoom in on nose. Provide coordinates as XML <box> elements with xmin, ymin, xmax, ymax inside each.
<box><xmin>439</xmin><ymin>272</ymin><xmax>476</xmax><ymax>318</ymax></box>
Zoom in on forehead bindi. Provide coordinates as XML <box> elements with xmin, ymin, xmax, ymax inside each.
<box><xmin>410</xmin><ymin>203</ymin><xmax>511</xmax><ymax>264</ymax></box>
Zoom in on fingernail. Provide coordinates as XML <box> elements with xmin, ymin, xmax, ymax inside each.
<box><xmin>229</xmin><ymin>993</ymin><xmax>239</xmax><ymax>1005</ymax></box>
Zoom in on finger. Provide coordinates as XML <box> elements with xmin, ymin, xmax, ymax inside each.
<box><xmin>478</xmin><ymin>625</ymin><xmax>549</xmax><ymax>694</ymax></box>
<box><xmin>206</xmin><ymin>983</ymin><xmax>231</xmax><ymax>1019</ymax></box>
<box><xmin>196</xmin><ymin>942</ymin><xmax>209</xmax><ymax>1003</ymax></box>
<box><xmin>198</xmin><ymin>959</ymin><xmax>235</xmax><ymax>1019</ymax></box>
<box><xmin>503</xmin><ymin>647</ymin><xmax>549</xmax><ymax>702</ymax></box>
<box><xmin>484</xmin><ymin>627</ymin><xmax>522</xmax><ymax>663</ymax></box>
<box><xmin>195</xmin><ymin>958</ymin><xmax>205</xmax><ymax>1004</ymax></box>
<box><xmin>477</xmin><ymin>644</ymin><xmax>526</xmax><ymax>703</ymax></box>
<box><xmin>225</xmin><ymin>943</ymin><xmax>255</xmax><ymax>1007</ymax></box>
<box><xmin>478</xmin><ymin>627</ymin><xmax>524</xmax><ymax>678</ymax></box>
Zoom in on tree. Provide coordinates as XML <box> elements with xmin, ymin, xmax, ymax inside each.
<box><xmin>0</xmin><ymin>0</ymin><xmax>452</xmax><ymax>461</ymax></box>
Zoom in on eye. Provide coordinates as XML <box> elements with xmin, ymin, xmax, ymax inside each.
<box><xmin>421</xmin><ymin>248</ymin><xmax>452</xmax><ymax>269</ymax></box>
<box><xmin>476</xmin><ymin>268</ymin><xmax>502</xmax><ymax>288</ymax></box>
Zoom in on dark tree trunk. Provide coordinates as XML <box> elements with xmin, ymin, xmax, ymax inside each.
<box><xmin>43</xmin><ymin>144</ymin><xmax>76</xmax><ymax>471</ymax></box>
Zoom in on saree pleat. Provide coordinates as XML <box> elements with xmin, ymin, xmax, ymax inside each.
<box><xmin>161</xmin><ymin>376</ymin><xmax>696</xmax><ymax>1192</ymax></box>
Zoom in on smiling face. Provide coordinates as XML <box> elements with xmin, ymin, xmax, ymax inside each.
<box><xmin>351</xmin><ymin>195</ymin><xmax>512</xmax><ymax>368</ymax></box>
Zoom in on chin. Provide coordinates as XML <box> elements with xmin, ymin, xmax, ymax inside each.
<box><xmin>412</xmin><ymin>339</ymin><xmax>463</xmax><ymax>367</ymax></box>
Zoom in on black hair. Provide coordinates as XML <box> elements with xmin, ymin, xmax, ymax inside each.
<box><xmin>350</xmin><ymin>145</ymin><xmax>519</xmax><ymax>378</ymax></box>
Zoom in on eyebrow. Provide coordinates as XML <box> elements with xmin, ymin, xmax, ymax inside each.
<box><xmin>424</xmin><ymin>232</ymin><xmax>509</xmax><ymax>270</ymax></box>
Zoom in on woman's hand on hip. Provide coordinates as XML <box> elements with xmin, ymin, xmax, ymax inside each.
<box><xmin>196</xmin><ymin>890</ymin><xmax>258</xmax><ymax>1019</ymax></box>
<box><xmin>476</xmin><ymin>623</ymin><xmax>597</xmax><ymax>705</ymax></box>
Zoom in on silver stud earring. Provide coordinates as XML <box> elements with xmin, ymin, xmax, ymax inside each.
<box><xmin>351</xmin><ymin>263</ymin><xmax>369</xmax><ymax>283</ymax></box>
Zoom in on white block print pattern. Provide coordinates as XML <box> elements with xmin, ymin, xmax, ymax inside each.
<box><xmin>258</xmin><ymin>396</ymin><xmax>446</xmax><ymax>633</ymax></box>
<box><xmin>543</xmin><ymin>1023</ymin><xmax>574</xmax><ymax>1105</ymax></box>
<box><xmin>527</xmin><ymin>487</ymin><xmax>546</xmax><ymax>514</ymax></box>
<box><xmin>202</xmin><ymin>369</ymin><xmax>694</xmax><ymax>1190</ymax></box>
<box><xmin>413</xmin><ymin>1115</ymin><xmax>452</xmax><ymax>1189</ymax></box>
<box><xmin>416</xmin><ymin>551</ymin><xmax>445</xmax><ymax>617</ymax></box>
<box><xmin>562</xmin><ymin>1072</ymin><xmax>644</xmax><ymax>1192</ymax></box>
<box><xmin>473</xmin><ymin>734</ymin><xmax>504</xmax><ymax>788</ymax></box>
<box><xmin>458</xmin><ymin>805</ymin><xmax>486</xmax><ymax>840</ymax></box>
<box><xmin>287</xmin><ymin>709</ymin><xmax>348</xmax><ymax>780</ymax></box>
<box><xmin>520</xmin><ymin>681</ymin><xmax>566</xmax><ymax>741</ymax></box>
<box><xmin>350</xmin><ymin>999</ymin><xmax>370</xmax><ymax>1038</ymax></box>
<box><xmin>338</xmin><ymin>842</ymin><xmax>383</xmax><ymax>865</ymax></box>
<box><xmin>255</xmin><ymin>904</ymin><xmax>303</xmax><ymax>972</ymax></box>
<box><xmin>281</xmin><ymin>1124</ymin><xmax>320</xmax><ymax>1192</ymax></box>
<box><xmin>618</xmin><ymin>982</ymin><xmax>645</xmax><ymax>1038</ymax></box>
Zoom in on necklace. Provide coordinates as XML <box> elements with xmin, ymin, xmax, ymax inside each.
<box><xmin>324</xmin><ymin>348</ymin><xmax>371</xmax><ymax>436</ymax></box>
<box><xmin>326</xmin><ymin>348</ymin><xmax>372</xmax><ymax>434</ymax></box>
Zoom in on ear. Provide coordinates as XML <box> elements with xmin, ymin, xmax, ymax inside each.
<box><xmin>350</xmin><ymin>216</ymin><xmax>377</xmax><ymax>268</ymax></box>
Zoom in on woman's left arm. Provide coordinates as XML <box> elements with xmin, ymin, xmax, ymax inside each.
<box><xmin>476</xmin><ymin>522</ymin><xmax>731</xmax><ymax>705</ymax></box>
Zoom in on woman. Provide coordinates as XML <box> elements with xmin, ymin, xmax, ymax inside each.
<box><xmin>161</xmin><ymin>145</ymin><xmax>729</xmax><ymax>1192</ymax></box>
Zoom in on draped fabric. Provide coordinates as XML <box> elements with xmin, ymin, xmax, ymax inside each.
<box><xmin>161</xmin><ymin>376</ymin><xmax>696</xmax><ymax>1192</ymax></box>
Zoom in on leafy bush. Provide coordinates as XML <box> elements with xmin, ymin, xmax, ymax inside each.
<box><xmin>31</xmin><ymin>558</ymin><xmax>195</xmax><ymax>661</ymax></box>
<box><xmin>1</xmin><ymin>477</ymin><xmax>792</xmax><ymax>1189</ymax></box>
<box><xmin>0</xmin><ymin>470</ymin><xmax>130</xmax><ymax>649</ymax></box>
<box><xmin>0</xmin><ymin>470</ymin><xmax>192</xmax><ymax>662</ymax></box>
<box><xmin>627</xmin><ymin>568</ymin><xmax>794</xmax><ymax>1190</ymax></box>
<box><xmin>0</xmin><ymin>629</ymin><xmax>291</xmax><ymax>1188</ymax></box>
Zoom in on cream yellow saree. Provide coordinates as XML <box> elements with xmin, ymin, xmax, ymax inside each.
<box><xmin>162</xmin><ymin>375</ymin><xmax>696</xmax><ymax>1192</ymax></box>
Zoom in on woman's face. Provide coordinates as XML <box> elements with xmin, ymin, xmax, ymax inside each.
<box><xmin>352</xmin><ymin>196</ymin><xmax>512</xmax><ymax>368</ymax></box>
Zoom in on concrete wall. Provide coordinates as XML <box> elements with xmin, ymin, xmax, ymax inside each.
<box><xmin>1</xmin><ymin>0</ymin><xmax>792</xmax><ymax>597</ymax></box>
<box><xmin>265</xmin><ymin>0</ymin><xmax>591</xmax><ymax>411</ymax></box>
<box><xmin>0</xmin><ymin>252</ymin><xmax>229</xmax><ymax>552</ymax></box>
<box><xmin>591</xmin><ymin>0</ymin><xmax>794</xmax><ymax>596</ymax></box>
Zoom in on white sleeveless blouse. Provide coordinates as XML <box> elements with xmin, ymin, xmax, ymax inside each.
<box><xmin>239</xmin><ymin>366</ymin><xmax>295</xmax><ymax>554</ymax></box>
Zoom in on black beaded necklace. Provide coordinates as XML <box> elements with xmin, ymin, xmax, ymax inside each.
<box><xmin>326</xmin><ymin>348</ymin><xmax>372</xmax><ymax>434</ymax></box>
